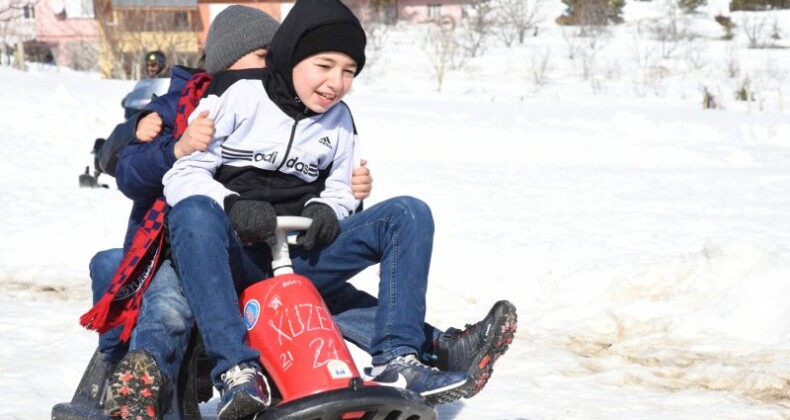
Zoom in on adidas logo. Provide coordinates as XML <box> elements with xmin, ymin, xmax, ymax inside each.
<box><xmin>221</xmin><ymin>144</ymin><xmax>278</xmax><ymax>164</ymax></box>
<box><xmin>318</xmin><ymin>136</ymin><xmax>332</xmax><ymax>148</ymax></box>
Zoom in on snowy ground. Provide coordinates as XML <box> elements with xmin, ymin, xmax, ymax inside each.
<box><xmin>2</xmin><ymin>1</ymin><xmax>790</xmax><ymax>419</ymax></box>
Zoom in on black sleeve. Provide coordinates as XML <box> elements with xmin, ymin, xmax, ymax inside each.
<box><xmin>98</xmin><ymin>111</ymin><xmax>150</xmax><ymax>177</ymax></box>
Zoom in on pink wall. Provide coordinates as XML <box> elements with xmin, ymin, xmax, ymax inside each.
<box><xmin>340</xmin><ymin>0</ymin><xmax>463</xmax><ymax>25</ymax></box>
<box><xmin>397</xmin><ymin>0</ymin><xmax>462</xmax><ymax>24</ymax></box>
<box><xmin>34</xmin><ymin>0</ymin><xmax>98</xmax><ymax>65</ymax></box>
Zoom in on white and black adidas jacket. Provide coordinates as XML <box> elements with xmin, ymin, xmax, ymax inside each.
<box><xmin>163</xmin><ymin>70</ymin><xmax>358</xmax><ymax>219</ymax></box>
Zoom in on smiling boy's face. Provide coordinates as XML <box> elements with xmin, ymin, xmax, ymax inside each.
<box><xmin>292</xmin><ymin>52</ymin><xmax>357</xmax><ymax>114</ymax></box>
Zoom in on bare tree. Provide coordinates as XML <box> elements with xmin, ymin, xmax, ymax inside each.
<box><xmin>561</xmin><ymin>27</ymin><xmax>584</xmax><ymax>60</ymax></box>
<box><xmin>0</xmin><ymin>1</ymin><xmax>18</xmax><ymax>24</ymax></box>
<box><xmin>647</xmin><ymin>2</ymin><xmax>698</xmax><ymax>59</ymax></box>
<box><xmin>682</xmin><ymin>37</ymin><xmax>708</xmax><ymax>72</ymax></box>
<box><xmin>420</xmin><ymin>21</ymin><xmax>457</xmax><ymax>92</ymax></box>
<box><xmin>364</xmin><ymin>22</ymin><xmax>390</xmax><ymax>53</ymax></box>
<box><xmin>0</xmin><ymin>0</ymin><xmax>30</xmax><ymax>28</ymax></box>
<box><xmin>577</xmin><ymin>30</ymin><xmax>609</xmax><ymax>82</ymax></box>
<box><xmin>749</xmin><ymin>55</ymin><xmax>789</xmax><ymax>112</ymax></box>
<box><xmin>629</xmin><ymin>21</ymin><xmax>659</xmax><ymax>71</ymax></box>
<box><xmin>354</xmin><ymin>0</ymin><xmax>393</xmax><ymax>54</ymax></box>
<box><xmin>458</xmin><ymin>0</ymin><xmax>496</xmax><ymax>59</ymax></box>
<box><xmin>739</xmin><ymin>12</ymin><xmax>771</xmax><ymax>48</ymax></box>
<box><xmin>66</xmin><ymin>40</ymin><xmax>99</xmax><ymax>71</ymax></box>
<box><xmin>723</xmin><ymin>45</ymin><xmax>741</xmax><ymax>79</ymax></box>
<box><xmin>701</xmin><ymin>85</ymin><xmax>718</xmax><ymax>109</ymax></box>
<box><xmin>0</xmin><ymin>0</ymin><xmax>37</xmax><ymax>69</ymax></box>
<box><xmin>494</xmin><ymin>0</ymin><xmax>549</xmax><ymax>45</ymax></box>
<box><xmin>526</xmin><ymin>46</ymin><xmax>553</xmax><ymax>89</ymax></box>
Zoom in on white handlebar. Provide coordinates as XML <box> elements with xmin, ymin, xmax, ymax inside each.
<box><xmin>271</xmin><ymin>216</ymin><xmax>312</xmax><ymax>275</ymax></box>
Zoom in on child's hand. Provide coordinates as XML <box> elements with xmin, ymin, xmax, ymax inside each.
<box><xmin>135</xmin><ymin>112</ymin><xmax>163</xmax><ymax>142</ymax></box>
<box><xmin>174</xmin><ymin>110</ymin><xmax>215</xmax><ymax>159</ymax></box>
<box><xmin>351</xmin><ymin>159</ymin><xmax>372</xmax><ymax>200</ymax></box>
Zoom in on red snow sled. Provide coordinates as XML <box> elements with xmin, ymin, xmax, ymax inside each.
<box><xmin>52</xmin><ymin>216</ymin><xmax>437</xmax><ymax>420</ymax></box>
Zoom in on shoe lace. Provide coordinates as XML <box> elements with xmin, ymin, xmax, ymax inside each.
<box><xmin>399</xmin><ymin>354</ymin><xmax>440</xmax><ymax>372</ymax></box>
<box><xmin>221</xmin><ymin>364</ymin><xmax>259</xmax><ymax>390</ymax></box>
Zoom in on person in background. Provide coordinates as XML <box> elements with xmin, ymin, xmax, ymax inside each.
<box><xmin>121</xmin><ymin>51</ymin><xmax>171</xmax><ymax>119</ymax></box>
<box><xmin>144</xmin><ymin>50</ymin><xmax>169</xmax><ymax>78</ymax></box>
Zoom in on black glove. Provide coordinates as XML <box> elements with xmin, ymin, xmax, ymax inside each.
<box><xmin>226</xmin><ymin>198</ymin><xmax>278</xmax><ymax>246</ymax></box>
<box><xmin>298</xmin><ymin>203</ymin><xmax>340</xmax><ymax>250</ymax></box>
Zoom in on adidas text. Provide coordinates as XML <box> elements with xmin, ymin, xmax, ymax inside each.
<box><xmin>286</xmin><ymin>157</ymin><xmax>319</xmax><ymax>177</ymax></box>
<box><xmin>254</xmin><ymin>151</ymin><xmax>278</xmax><ymax>163</ymax></box>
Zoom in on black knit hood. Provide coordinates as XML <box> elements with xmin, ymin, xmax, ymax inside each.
<box><xmin>263</xmin><ymin>0</ymin><xmax>366</xmax><ymax>118</ymax></box>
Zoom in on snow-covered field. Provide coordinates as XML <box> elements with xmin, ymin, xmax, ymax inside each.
<box><xmin>2</xmin><ymin>1</ymin><xmax>790</xmax><ymax>419</ymax></box>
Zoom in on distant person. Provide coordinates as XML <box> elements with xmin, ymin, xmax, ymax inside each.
<box><xmin>144</xmin><ymin>50</ymin><xmax>169</xmax><ymax>78</ymax></box>
<box><xmin>121</xmin><ymin>51</ymin><xmax>170</xmax><ymax>119</ymax></box>
<box><xmin>85</xmin><ymin>53</ymin><xmax>171</xmax><ymax>183</ymax></box>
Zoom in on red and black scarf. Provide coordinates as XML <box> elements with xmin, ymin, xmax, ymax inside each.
<box><xmin>80</xmin><ymin>71</ymin><xmax>214</xmax><ymax>341</ymax></box>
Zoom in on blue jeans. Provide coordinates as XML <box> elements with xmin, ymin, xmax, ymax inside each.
<box><xmin>91</xmin><ymin>249</ymin><xmax>193</xmax><ymax>386</ymax></box>
<box><xmin>90</xmin><ymin>248</ymin><xmax>128</xmax><ymax>363</ymax></box>
<box><xmin>292</xmin><ymin>196</ymin><xmax>437</xmax><ymax>366</ymax></box>
<box><xmin>90</xmin><ymin>250</ymin><xmax>193</xmax><ymax>420</ymax></box>
<box><xmin>167</xmin><ymin>195</ymin><xmax>439</xmax><ymax>383</ymax></box>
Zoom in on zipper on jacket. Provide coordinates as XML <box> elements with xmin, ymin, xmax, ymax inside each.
<box><xmin>276</xmin><ymin>120</ymin><xmax>299</xmax><ymax>171</ymax></box>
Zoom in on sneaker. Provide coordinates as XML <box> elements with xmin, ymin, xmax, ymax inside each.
<box><xmin>104</xmin><ymin>349</ymin><xmax>171</xmax><ymax>420</ymax></box>
<box><xmin>369</xmin><ymin>354</ymin><xmax>468</xmax><ymax>405</ymax></box>
<box><xmin>217</xmin><ymin>361</ymin><xmax>271</xmax><ymax>420</ymax></box>
<box><xmin>431</xmin><ymin>300</ymin><xmax>518</xmax><ymax>398</ymax></box>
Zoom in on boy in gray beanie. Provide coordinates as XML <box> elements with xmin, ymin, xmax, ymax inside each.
<box><xmin>98</xmin><ymin>6</ymin><xmax>285</xmax><ymax>420</ymax></box>
<box><xmin>203</xmin><ymin>5</ymin><xmax>280</xmax><ymax>74</ymax></box>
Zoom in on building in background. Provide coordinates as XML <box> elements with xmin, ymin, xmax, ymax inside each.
<box><xmin>343</xmin><ymin>0</ymin><xmax>463</xmax><ymax>25</ymax></box>
<box><xmin>34</xmin><ymin>0</ymin><xmax>98</xmax><ymax>69</ymax></box>
<box><xmin>1</xmin><ymin>0</ymin><xmax>96</xmax><ymax>68</ymax></box>
<box><xmin>94</xmin><ymin>0</ymin><xmax>200</xmax><ymax>78</ymax></box>
<box><xmin>4</xmin><ymin>0</ymin><xmax>466</xmax><ymax>77</ymax></box>
<box><xmin>395</xmin><ymin>0</ymin><xmax>462</xmax><ymax>24</ymax></box>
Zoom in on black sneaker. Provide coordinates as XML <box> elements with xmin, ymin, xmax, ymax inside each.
<box><xmin>104</xmin><ymin>349</ymin><xmax>171</xmax><ymax>420</ymax></box>
<box><xmin>369</xmin><ymin>354</ymin><xmax>468</xmax><ymax>405</ymax></box>
<box><xmin>431</xmin><ymin>300</ymin><xmax>517</xmax><ymax>398</ymax></box>
<box><xmin>217</xmin><ymin>361</ymin><xmax>271</xmax><ymax>420</ymax></box>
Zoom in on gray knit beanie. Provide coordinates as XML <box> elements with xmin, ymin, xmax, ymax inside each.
<box><xmin>204</xmin><ymin>5</ymin><xmax>280</xmax><ymax>74</ymax></box>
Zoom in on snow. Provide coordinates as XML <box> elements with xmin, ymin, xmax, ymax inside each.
<box><xmin>2</xmin><ymin>2</ymin><xmax>790</xmax><ymax>419</ymax></box>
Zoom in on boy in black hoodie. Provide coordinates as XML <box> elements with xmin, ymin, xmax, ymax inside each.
<box><xmin>163</xmin><ymin>1</ymin><xmax>516</xmax><ymax>419</ymax></box>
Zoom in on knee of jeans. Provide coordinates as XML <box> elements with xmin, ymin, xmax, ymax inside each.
<box><xmin>391</xmin><ymin>196</ymin><xmax>434</xmax><ymax>234</ymax></box>
<box><xmin>89</xmin><ymin>248</ymin><xmax>123</xmax><ymax>302</ymax></box>
<box><xmin>168</xmin><ymin>196</ymin><xmax>227</xmax><ymax>238</ymax></box>
<box><xmin>170</xmin><ymin>195</ymin><xmax>222</xmax><ymax>221</ymax></box>
<box><xmin>144</xmin><ymin>294</ymin><xmax>192</xmax><ymax>334</ymax></box>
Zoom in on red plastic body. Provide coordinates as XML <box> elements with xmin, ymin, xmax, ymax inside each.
<box><xmin>239</xmin><ymin>273</ymin><xmax>360</xmax><ymax>403</ymax></box>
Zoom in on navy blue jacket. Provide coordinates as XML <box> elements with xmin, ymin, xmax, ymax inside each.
<box><xmin>100</xmin><ymin>65</ymin><xmax>201</xmax><ymax>248</ymax></box>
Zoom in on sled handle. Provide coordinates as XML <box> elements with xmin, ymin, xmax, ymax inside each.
<box><xmin>271</xmin><ymin>216</ymin><xmax>313</xmax><ymax>275</ymax></box>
